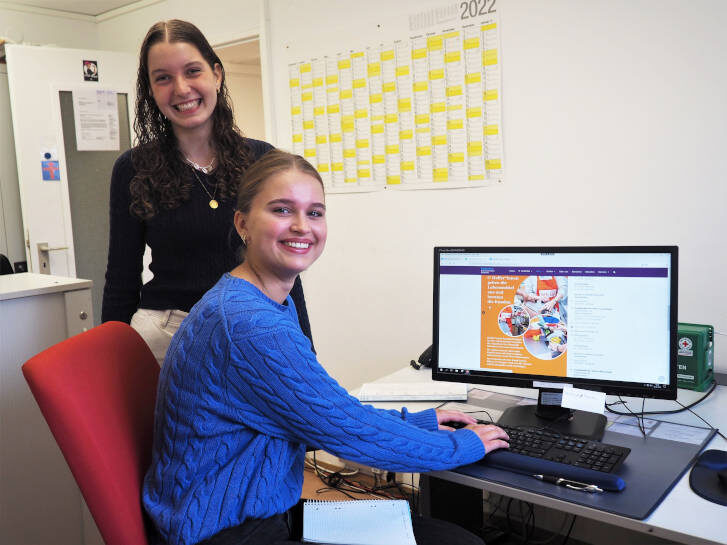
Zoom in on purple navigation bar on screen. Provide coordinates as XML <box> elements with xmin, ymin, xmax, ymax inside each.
<box><xmin>439</xmin><ymin>266</ymin><xmax>668</xmax><ymax>277</ymax></box>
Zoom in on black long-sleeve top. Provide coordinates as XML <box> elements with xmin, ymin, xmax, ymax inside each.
<box><xmin>101</xmin><ymin>138</ymin><xmax>314</xmax><ymax>345</ymax></box>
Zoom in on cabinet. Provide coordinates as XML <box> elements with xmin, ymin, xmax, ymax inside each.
<box><xmin>0</xmin><ymin>273</ymin><xmax>100</xmax><ymax>545</ymax></box>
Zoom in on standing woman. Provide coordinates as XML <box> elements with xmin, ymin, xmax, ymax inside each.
<box><xmin>101</xmin><ymin>20</ymin><xmax>313</xmax><ymax>364</ymax></box>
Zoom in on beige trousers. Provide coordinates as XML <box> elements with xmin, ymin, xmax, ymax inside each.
<box><xmin>130</xmin><ymin>308</ymin><xmax>189</xmax><ymax>366</ymax></box>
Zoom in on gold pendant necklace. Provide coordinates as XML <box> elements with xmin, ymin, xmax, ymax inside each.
<box><xmin>190</xmin><ymin>168</ymin><xmax>219</xmax><ymax>209</ymax></box>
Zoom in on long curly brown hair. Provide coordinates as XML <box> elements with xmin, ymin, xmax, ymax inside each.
<box><xmin>130</xmin><ymin>19</ymin><xmax>253</xmax><ymax>219</ymax></box>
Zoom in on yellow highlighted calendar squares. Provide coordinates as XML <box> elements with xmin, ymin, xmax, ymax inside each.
<box><xmin>427</xmin><ymin>36</ymin><xmax>443</xmax><ymax>50</ymax></box>
<box><xmin>381</xmin><ymin>50</ymin><xmax>395</xmax><ymax>61</ymax></box>
<box><xmin>483</xmin><ymin>49</ymin><xmax>498</xmax><ymax>66</ymax></box>
<box><xmin>486</xmin><ymin>159</ymin><xmax>502</xmax><ymax>169</ymax></box>
<box><xmin>412</xmin><ymin>48</ymin><xmax>427</xmax><ymax>60</ymax></box>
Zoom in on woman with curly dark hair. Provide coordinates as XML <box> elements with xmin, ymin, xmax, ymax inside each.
<box><xmin>101</xmin><ymin>19</ymin><xmax>313</xmax><ymax>364</ymax></box>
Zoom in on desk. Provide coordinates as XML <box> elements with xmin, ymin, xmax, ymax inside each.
<box><xmin>358</xmin><ymin>366</ymin><xmax>727</xmax><ymax>545</ymax></box>
<box><xmin>0</xmin><ymin>273</ymin><xmax>96</xmax><ymax>545</ymax></box>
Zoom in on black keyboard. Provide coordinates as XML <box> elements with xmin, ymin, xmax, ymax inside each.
<box><xmin>493</xmin><ymin>423</ymin><xmax>630</xmax><ymax>473</ymax></box>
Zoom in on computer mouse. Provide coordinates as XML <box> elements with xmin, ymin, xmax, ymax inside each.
<box><xmin>444</xmin><ymin>421</ymin><xmax>468</xmax><ymax>430</ymax></box>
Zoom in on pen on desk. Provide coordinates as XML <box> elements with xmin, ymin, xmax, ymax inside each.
<box><xmin>533</xmin><ymin>474</ymin><xmax>603</xmax><ymax>493</ymax></box>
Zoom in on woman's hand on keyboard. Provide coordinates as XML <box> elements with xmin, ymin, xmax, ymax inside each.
<box><xmin>468</xmin><ymin>423</ymin><xmax>510</xmax><ymax>454</ymax></box>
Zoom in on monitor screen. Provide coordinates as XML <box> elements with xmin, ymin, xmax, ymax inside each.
<box><xmin>432</xmin><ymin>246</ymin><xmax>678</xmax><ymax>432</ymax></box>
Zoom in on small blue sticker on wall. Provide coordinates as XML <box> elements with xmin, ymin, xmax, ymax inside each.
<box><xmin>42</xmin><ymin>160</ymin><xmax>61</xmax><ymax>181</ymax></box>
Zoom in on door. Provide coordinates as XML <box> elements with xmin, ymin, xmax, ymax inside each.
<box><xmin>5</xmin><ymin>44</ymin><xmax>136</xmax><ymax>280</ymax></box>
<box><xmin>59</xmin><ymin>91</ymin><xmax>132</xmax><ymax>325</ymax></box>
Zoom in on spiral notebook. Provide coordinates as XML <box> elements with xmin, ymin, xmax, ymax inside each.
<box><xmin>302</xmin><ymin>499</ymin><xmax>416</xmax><ymax>545</ymax></box>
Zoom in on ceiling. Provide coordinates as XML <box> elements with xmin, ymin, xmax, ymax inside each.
<box><xmin>3</xmin><ymin>1</ymin><xmax>142</xmax><ymax>17</ymax></box>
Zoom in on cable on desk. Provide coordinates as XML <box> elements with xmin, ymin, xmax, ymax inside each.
<box><xmin>606</xmin><ymin>381</ymin><xmax>717</xmax><ymax>417</ymax></box>
<box><xmin>674</xmin><ymin>399</ymin><xmax>727</xmax><ymax>441</ymax></box>
<box><xmin>606</xmin><ymin>383</ymin><xmax>725</xmax><ymax>440</ymax></box>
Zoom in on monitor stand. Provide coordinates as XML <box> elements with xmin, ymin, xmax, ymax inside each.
<box><xmin>496</xmin><ymin>388</ymin><xmax>606</xmax><ymax>441</ymax></box>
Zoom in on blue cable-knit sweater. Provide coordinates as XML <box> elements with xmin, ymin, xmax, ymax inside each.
<box><xmin>143</xmin><ymin>274</ymin><xmax>485</xmax><ymax>545</ymax></box>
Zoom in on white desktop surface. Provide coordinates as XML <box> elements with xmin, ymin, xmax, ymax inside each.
<box><xmin>358</xmin><ymin>367</ymin><xmax>727</xmax><ymax>545</ymax></box>
<box><xmin>0</xmin><ymin>272</ymin><xmax>91</xmax><ymax>300</ymax></box>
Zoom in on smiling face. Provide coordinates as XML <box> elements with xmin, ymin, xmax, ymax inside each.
<box><xmin>235</xmin><ymin>169</ymin><xmax>327</xmax><ymax>283</ymax></box>
<box><xmin>146</xmin><ymin>40</ymin><xmax>222</xmax><ymax>137</ymax></box>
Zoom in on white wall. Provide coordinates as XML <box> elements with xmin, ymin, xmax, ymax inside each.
<box><xmin>0</xmin><ymin>6</ymin><xmax>98</xmax><ymax>48</ymax></box>
<box><xmin>96</xmin><ymin>0</ymin><xmax>261</xmax><ymax>53</ymax></box>
<box><xmin>266</xmin><ymin>0</ymin><xmax>727</xmax><ymax>389</ymax></box>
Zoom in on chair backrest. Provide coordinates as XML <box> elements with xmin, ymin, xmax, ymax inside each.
<box><xmin>22</xmin><ymin>321</ymin><xmax>159</xmax><ymax>545</ymax></box>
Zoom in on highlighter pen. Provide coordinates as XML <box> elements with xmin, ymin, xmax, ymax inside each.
<box><xmin>533</xmin><ymin>474</ymin><xmax>603</xmax><ymax>493</ymax></box>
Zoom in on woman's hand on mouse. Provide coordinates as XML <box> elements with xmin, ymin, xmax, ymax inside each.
<box><xmin>435</xmin><ymin>409</ymin><xmax>477</xmax><ymax>430</ymax></box>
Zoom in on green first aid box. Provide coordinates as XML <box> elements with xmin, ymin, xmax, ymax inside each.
<box><xmin>676</xmin><ymin>323</ymin><xmax>714</xmax><ymax>391</ymax></box>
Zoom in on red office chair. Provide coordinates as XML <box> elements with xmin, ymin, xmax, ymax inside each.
<box><xmin>22</xmin><ymin>321</ymin><xmax>159</xmax><ymax>545</ymax></box>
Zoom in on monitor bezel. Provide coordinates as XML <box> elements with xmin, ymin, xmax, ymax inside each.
<box><xmin>431</xmin><ymin>245</ymin><xmax>678</xmax><ymax>400</ymax></box>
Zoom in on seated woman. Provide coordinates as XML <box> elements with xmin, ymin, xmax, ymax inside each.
<box><xmin>142</xmin><ymin>150</ymin><xmax>510</xmax><ymax>545</ymax></box>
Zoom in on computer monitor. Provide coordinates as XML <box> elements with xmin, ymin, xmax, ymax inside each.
<box><xmin>432</xmin><ymin>246</ymin><xmax>678</xmax><ymax>440</ymax></box>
